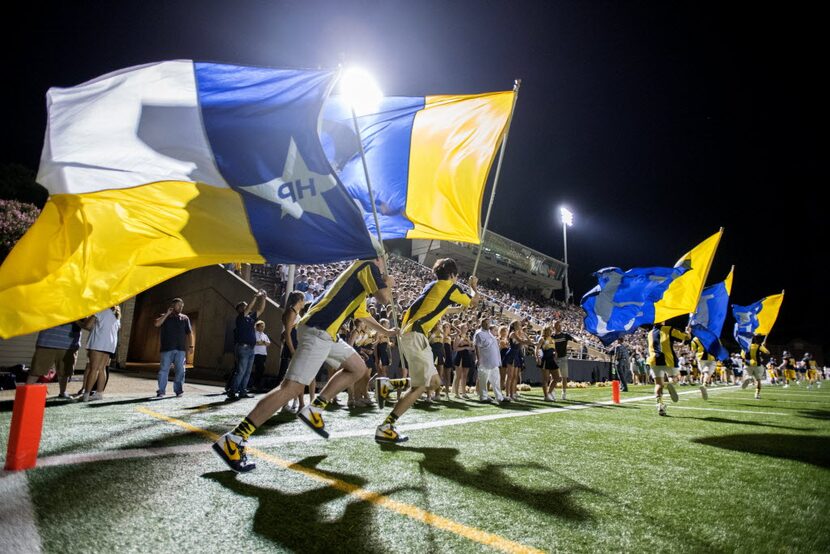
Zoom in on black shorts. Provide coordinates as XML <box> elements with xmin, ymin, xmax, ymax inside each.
<box><xmin>431</xmin><ymin>342</ymin><xmax>445</xmax><ymax>365</ymax></box>
<box><xmin>541</xmin><ymin>357</ymin><xmax>558</xmax><ymax>371</ymax></box>
<box><xmin>454</xmin><ymin>350</ymin><xmax>474</xmax><ymax>369</ymax></box>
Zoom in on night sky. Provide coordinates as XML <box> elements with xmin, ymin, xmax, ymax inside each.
<box><xmin>2</xmin><ymin>1</ymin><xmax>825</xmax><ymax>347</ymax></box>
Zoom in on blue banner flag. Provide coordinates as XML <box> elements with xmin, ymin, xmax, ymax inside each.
<box><xmin>689</xmin><ymin>268</ymin><xmax>733</xmax><ymax>360</ymax></box>
<box><xmin>321</xmin><ymin>92</ymin><xmax>514</xmax><ymax>243</ymax></box>
<box><xmin>0</xmin><ymin>61</ymin><xmax>377</xmax><ymax>338</ymax></box>
<box><xmin>581</xmin><ymin>266</ymin><xmax>688</xmax><ymax>346</ymax></box>
<box><xmin>732</xmin><ymin>293</ymin><xmax>784</xmax><ymax>352</ymax></box>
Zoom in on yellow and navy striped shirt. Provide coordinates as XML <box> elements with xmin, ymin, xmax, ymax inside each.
<box><xmin>299</xmin><ymin>261</ymin><xmax>385</xmax><ymax>340</ymax></box>
<box><xmin>742</xmin><ymin>343</ymin><xmax>770</xmax><ymax>367</ymax></box>
<box><xmin>691</xmin><ymin>337</ymin><xmax>715</xmax><ymax>362</ymax></box>
<box><xmin>647</xmin><ymin>325</ymin><xmax>690</xmax><ymax>368</ymax></box>
<box><xmin>401</xmin><ymin>280</ymin><xmax>471</xmax><ymax>336</ymax></box>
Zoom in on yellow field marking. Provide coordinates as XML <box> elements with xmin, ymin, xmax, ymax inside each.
<box><xmin>136</xmin><ymin>406</ymin><xmax>545</xmax><ymax>554</ymax></box>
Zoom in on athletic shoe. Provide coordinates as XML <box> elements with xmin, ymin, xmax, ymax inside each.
<box><xmin>754</xmin><ymin>392</ymin><xmax>761</xmax><ymax>399</ymax></box>
<box><xmin>239</xmin><ymin>392</ymin><xmax>255</xmax><ymax>399</ymax></box>
<box><xmin>783</xmin><ymin>384</ymin><xmax>789</xmax><ymax>388</ymax></box>
<box><xmin>667</xmin><ymin>383</ymin><xmax>679</xmax><ymax>403</ymax></box>
<box><xmin>741</xmin><ymin>379</ymin><xmax>751</xmax><ymax>390</ymax></box>
<box><xmin>57</xmin><ymin>392</ymin><xmax>71</xmax><ymax>399</ymax></box>
<box><xmin>561</xmin><ymin>390</ymin><xmax>567</xmax><ymax>401</ymax></box>
<box><xmin>375</xmin><ymin>378</ymin><xmax>390</xmax><ymax>409</ymax></box>
<box><xmin>657</xmin><ymin>403</ymin><xmax>667</xmax><ymax>416</ymax></box>
<box><xmin>176</xmin><ymin>392</ymin><xmax>184</xmax><ymax>397</ymax></box>
<box><xmin>375</xmin><ymin>423</ymin><xmax>409</xmax><ymax>444</ymax></box>
<box><xmin>699</xmin><ymin>386</ymin><xmax>708</xmax><ymax>400</ymax></box>
<box><xmin>212</xmin><ymin>433</ymin><xmax>256</xmax><ymax>473</ymax></box>
<box><xmin>226</xmin><ymin>393</ymin><xmax>238</xmax><ymax>401</ymax></box>
<box><xmin>297</xmin><ymin>404</ymin><xmax>329</xmax><ymax>439</ymax></box>
<box><xmin>155</xmin><ymin>392</ymin><xmax>165</xmax><ymax>399</ymax></box>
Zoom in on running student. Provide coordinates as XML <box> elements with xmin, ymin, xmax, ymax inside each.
<box><xmin>374</xmin><ymin>258</ymin><xmax>478</xmax><ymax>444</ymax></box>
<box><xmin>690</xmin><ymin>336</ymin><xmax>716</xmax><ymax>400</ymax></box>
<box><xmin>213</xmin><ymin>256</ymin><xmax>396</xmax><ymax>472</ymax></box>
<box><xmin>740</xmin><ymin>334</ymin><xmax>770</xmax><ymax>399</ymax></box>
<box><xmin>647</xmin><ymin>320</ymin><xmax>690</xmax><ymax>416</ymax></box>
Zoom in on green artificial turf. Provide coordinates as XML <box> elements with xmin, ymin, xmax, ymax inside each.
<box><xmin>3</xmin><ymin>384</ymin><xmax>829</xmax><ymax>553</ymax></box>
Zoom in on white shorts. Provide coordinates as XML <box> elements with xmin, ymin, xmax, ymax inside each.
<box><xmin>558</xmin><ymin>358</ymin><xmax>569</xmax><ymax>378</ymax></box>
<box><xmin>698</xmin><ymin>360</ymin><xmax>717</xmax><ymax>375</ymax></box>
<box><xmin>651</xmin><ymin>365</ymin><xmax>678</xmax><ymax>379</ymax></box>
<box><xmin>285</xmin><ymin>326</ymin><xmax>358</xmax><ymax>385</ymax></box>
<box><xmin>744</xmin><ymin>365</ymin><xmax>764</xmax><ymax>381</ymax></box>
<box><xmin>399</xmin><ymin>332</ymin><xmax>438</xmax><ymax>388</ymax></box>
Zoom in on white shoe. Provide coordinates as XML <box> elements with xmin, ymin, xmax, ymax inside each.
<box><xmin>783</xmin><ymin>384</ymin><xmax>789</xmax><ymax>388</ymax></box>
<box><xmin>657</xmin><ymin>403</ymin><xmax>666</xmax><ymax>416</ymax></box>
<box><xmin>754</xmin><ymin>392</ymin><xmax>761</xmax><ymax>400</ymax></box>
<box><xmin>667</xmin><ymin>383</ymin><xmax>679</xmax><ymax>403</ymax></box>
<box><xmin>297</xmin><ymin>404</ymin><xmax>328</xmax><ymax>438</ymax></box>
<box><xmin>375</xmin><ymin>423</ymin><xmax>408</xmax><ymax>444</ymax></box>
<box><xmin>561</xmin><ymin>390</ymin><xmax>567</xmax><ymax>401</ymax></box>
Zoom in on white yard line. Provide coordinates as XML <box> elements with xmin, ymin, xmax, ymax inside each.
<box><xmin>0</xmin><ymin>471</ymin><xmax>42</xmax><ymax>553</ymax></box>
<box><xmin>31</xmin><ymin>386</ymin><xmax>742</xmax><ymax>468</ymax></box>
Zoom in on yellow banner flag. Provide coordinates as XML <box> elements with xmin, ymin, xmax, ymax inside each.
<box><xmin>653</xmin><ymin>229</ymin><xmax>723</xmax><ymax>322</ymax></box>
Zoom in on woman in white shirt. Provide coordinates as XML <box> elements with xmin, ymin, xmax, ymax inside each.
<box><xmin>79</xmin><ymin>306</ymin><xmax>121</xmax><ymax>402</ymax></box>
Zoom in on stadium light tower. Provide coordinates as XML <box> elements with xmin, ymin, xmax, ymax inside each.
<box><xmin>560</xmin><ymin>206</ymin><xmax>574</xmax><ymax>304</ymax></box>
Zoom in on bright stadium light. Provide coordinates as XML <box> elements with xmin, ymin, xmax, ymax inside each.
<box><xmin>339</xmin><ymin>67</ymin><xmax>383</xmax><ymax>116</ymax></box>
<box><xmin>558</xmin><ymin>206</ymin><xmax>574</xmax><ymax>303</ymax></box>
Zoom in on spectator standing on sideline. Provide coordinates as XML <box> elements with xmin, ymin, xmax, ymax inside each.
<box><xmin>228</xmin><ymin>290</ymin><xmax>268</xmax><ymax>400</ymax></box>
<box><xmin>474</xmin><ymin>316</ymin><xmax>505</xmax><ymax>403</ymax></box>
<box><xmin>154</xmin><ymin>298</ymin><xmax>192</xmax><ymax>398</ymax></box>
<box><xmin>611</xmin><ymin>339</ymin><xmax>630</xmax><ymax>392</ymax></box>
<box><xmin>78</xmin><ymin>306</ymin><xmax>121</xmax><ymax>402</ymax></box>
<box><xmin>27</xmin><ymin>320</ymin><xmax>93</xmax><ymax>398</ymax></box>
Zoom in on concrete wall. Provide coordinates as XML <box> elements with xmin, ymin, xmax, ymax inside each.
<box><xmin>127</xmin><ymin>265</ymin><xmax>284</xmax><ymax>381</ymax></box>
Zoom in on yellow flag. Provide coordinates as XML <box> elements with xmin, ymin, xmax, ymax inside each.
<box><xmin>653</xmin><ymin>229</ymin><xmax>723</xmax><ymax>322</ymax></box>
<box><xmin>756</xmin><ymin>292</ymin><xmax>784</xmax><ymax>335</ymax></box>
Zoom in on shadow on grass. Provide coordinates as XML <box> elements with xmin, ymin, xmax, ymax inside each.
<box><xmin>676</xmin><ymin>416</ymin><xmax>815</xmax><ymax>431</ymax></box>
<box><xmin>0</xmin><ymin>397</ymin><xmax>81</xmax><ymax>413</ymax></box>
<box><xmin>203</xmin><ymin>455</ymin><xmax>421</xmax><ymax>553</ymax></box>
<box><xmin>182</xmin><ymin>400</ymin><xmax>229</xmax><ymax>412</ymax></box>
<box><xmin>85</xmin><ymin>396</ymin><xmax>158</xmax><ymax>408</ymax></box>
<box><xmin>798</xmin><ymin>409</ymin><xmax>830</xmax><ymax>421</ymax></box>
<box><xmin>382</xmin><ymin>445</ymin><xmax>596</xmax><ymax>521</ymax></box>
<box><xmin>692</xmin><ymin>434</ymin><xmax>830</xmax><ymax>468</ymax></box>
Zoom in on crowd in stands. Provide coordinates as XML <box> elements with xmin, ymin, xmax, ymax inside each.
<box><xmin>263</xmin><ymin>254</ymin><xmax>606</xmax><ymax>361</ymax></box>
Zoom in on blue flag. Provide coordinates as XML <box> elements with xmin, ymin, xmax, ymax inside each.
<box><xmin>581</xmin><ymin>266</ymin><xmax>688</xmax><ymax>346</ymax></box>
<box><xmin>732</xmin><ymin>293</ymin><xmax>783</xmax><ymax>353</ymax></box>
<box><xmin>689</xmin><ymin>270</ymin><xmax>732</xmax><ymax>360</ymax></box>
<box><xmin>195</xmin><ymin>63</ymin><xmax>376</xmax><ymax>263</ymax></box>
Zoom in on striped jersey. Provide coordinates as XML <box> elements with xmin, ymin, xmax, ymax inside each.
<box><xmin>401</xmin><ymin>280</ymin><xmax>471</xmax><ymax>335</ymax></box>
<box><xmin>299</xmin><ymin>261</ymin><xmax>385</xmax><ymax>340</ymax></box>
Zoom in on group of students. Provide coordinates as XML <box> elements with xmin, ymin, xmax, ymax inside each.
<box><xmin>213</xmin><ymin>254</ymin><xmax>492</xmax><ymax>472</ymax></box>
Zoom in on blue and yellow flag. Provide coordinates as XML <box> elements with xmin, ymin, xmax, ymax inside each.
<box><xmin>732</xmin><ymin>292</ymin><xmax>784</xmax><ymax>352</ymax></box>
<box><xmin>322</xmin><ymin>92</ymin><xmax>515</xmax><ymax>243</ymax></box>
<box><xmin>0</xmin><ymin>61</ymin><xmax>376</xmax><ymax>338</ymax></box>
<box><xmin>690</xmin><ymin>267</ymin><xmax>734</xmax><ymax>360</ymax></box>
<box><xmin>653</xmin><ymin>229</ymin><xmax>723</xmax><ymax>322</ymax></box>
<box><xmin>581</xmin><ymin>265</ymin><xmax>688</xmax><ymax>345</ymax></box>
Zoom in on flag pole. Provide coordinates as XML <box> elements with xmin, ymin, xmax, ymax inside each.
<box><xmin>348</xmin><ymin>104</ymin><xmax>402</xmax><ymax>332</ymax></box>
<box><xmin>471</xmin><ymin>79</ymin><xmax>522</xmax><ymax>278</ymax></box>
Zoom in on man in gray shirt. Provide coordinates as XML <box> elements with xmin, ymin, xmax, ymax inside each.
<box><xmin>474</xmin><ymin>317</ymin><xmax>505</xmax><ymax>403</ymax></box>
